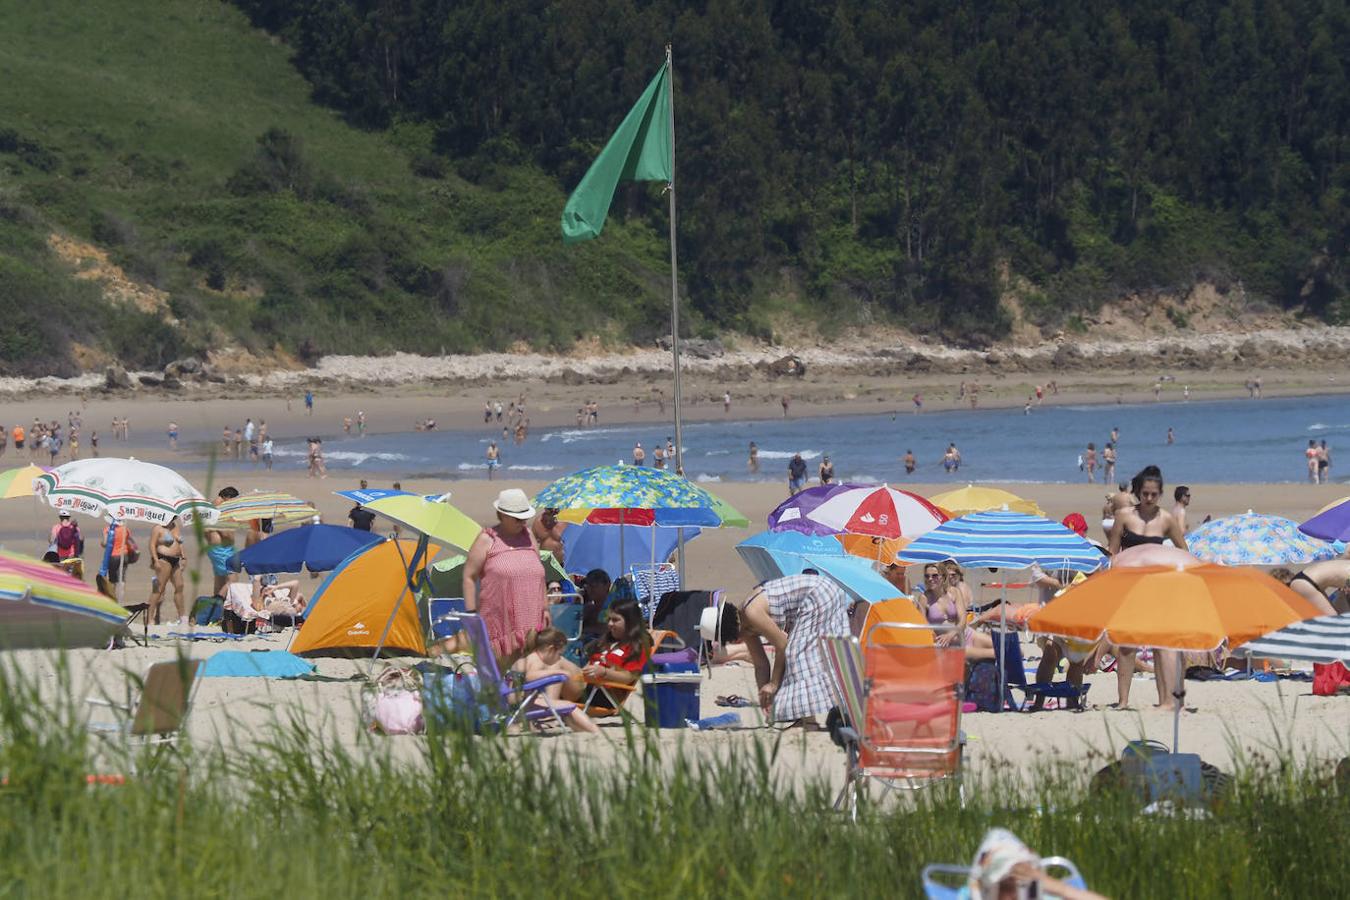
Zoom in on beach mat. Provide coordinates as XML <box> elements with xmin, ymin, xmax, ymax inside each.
<box><xmin>201</xmin><ymin>650</ymin><xmax>315</xmax><ymax>679</ymax></box>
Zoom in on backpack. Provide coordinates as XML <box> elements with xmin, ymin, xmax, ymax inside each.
<box><xmin>965</xmin><ymin>660</ymin><xmax>1002</xmax><ymax>712</ymax></box>
<box><xmin>55</xmin><ymin>522</ymin><xmax>79</xmax><ymax>557</ymax></box>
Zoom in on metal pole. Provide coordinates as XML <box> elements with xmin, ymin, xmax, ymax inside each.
<box><xmin>665</xmin><ymin>45</ymin><xmax>686</xmax><ymax>590</ymax></box>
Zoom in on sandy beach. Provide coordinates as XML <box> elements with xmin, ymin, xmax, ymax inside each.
<box><xmin>5</xmin><ymin>459</ymin><xmax>1349</xmax><ymax>791</ymax></box>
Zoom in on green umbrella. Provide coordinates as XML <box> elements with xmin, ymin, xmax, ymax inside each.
<box><xmin>428</xmin><ymin>550</ymin><xmax>569</xmax><ymax>597</ymax></box>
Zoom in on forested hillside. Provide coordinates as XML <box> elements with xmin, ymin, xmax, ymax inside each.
<box><xmin>0</xmin><ymin>1</ymin><xmax>1345</xmax><ymax>375</ymax></box>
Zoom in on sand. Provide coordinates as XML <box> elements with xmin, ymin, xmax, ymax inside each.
<box><xmin>5</xmin><ymin>460</ymin><xmax>1349</xmax><ymax>790</ymax></box>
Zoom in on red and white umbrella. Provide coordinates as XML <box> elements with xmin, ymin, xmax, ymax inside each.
<box><xmin>770</xmin><ymin>484</ymin><xmax>947</xmax><ymax>540</ymax></box>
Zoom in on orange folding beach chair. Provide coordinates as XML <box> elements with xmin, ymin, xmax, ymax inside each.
<box><xmin>581</xmin><ymin>628</ymin><xmax>678</xmax><ymax>717</ymax></box>
<box><xmin>820</xmin><ymin>621</ymin><xmax>966</xmax><ymax>817</ymax></box>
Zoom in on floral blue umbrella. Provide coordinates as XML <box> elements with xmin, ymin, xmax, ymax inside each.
<box><xmin>1187</xmin><ymin>512</ymin><xmax>1344</xmax><ymax>566</ymax></box>
<box><xmin>534</xmin><ymin>464</ymin><xmax>747</xmax><ymax>528</ymax></box>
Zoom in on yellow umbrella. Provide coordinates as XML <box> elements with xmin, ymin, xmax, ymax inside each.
<box><xmin>0</xmin><ymin>463</ymin><xmax>49</xmax><ymax>499</ymax></box>
<box><xmin>927</xmin><ymin>484</ymin><xmax>1043</xmax><ymax>517</ymax></box>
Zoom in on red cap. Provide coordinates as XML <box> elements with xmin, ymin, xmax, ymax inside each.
<box><xmin>1061</xmin><ymin>513</ymin><xmax>1088</xmax><ymax>537</ymax></box>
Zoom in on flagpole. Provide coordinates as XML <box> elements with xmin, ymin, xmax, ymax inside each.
<box><xmin>666</xmin><ymin>44</ymin><xmax>686</xmax><ymax>589</ymax></box>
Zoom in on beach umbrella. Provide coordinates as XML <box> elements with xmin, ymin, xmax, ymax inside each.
<box><xmin>1111</xmin><ymin>544</ymin><xmax>1205</xmax><ymax>569</ymax></box>
<box><xmin>561</xmin><ymin>522</ymin><xmax>701</xmax><ymax>577</ymax></box>
<box><xmin>0</xmin><ymin>463</ymin><xmax>52</xmax><ymax>553</ymax></box>
<box><xmin>536</xmin><ymin>464</ymin><xmax>747</xmax><ymax>586</ymax></box>
<box><xmin>1297</xmin><ymin>499</ymin><xmax>1350</xmax><ymax>542</ymax></box>
<box><xmin>767</xmin><ymin>483</ymin><xmax>946</xmax><ymax>539</ymax></box>
<box><xmin>34</xmin><ymin>458</ymin><xmax>213</xmax><ymax>596</ymax></box>
<box><xmin>213</xmin><ymin>490</ymin><xmax>318</xmax><ymax>529</ymax></box>
<box><xmin>1314</xmin><ymin>496</ymin><xmax>1350</xmax><ymax>516</ymax></box>
<box><xmin>359</xmin><ymin>493</ymin><xmax>480</xmax><ymax>552</ymax></box>
<box><xmin>1186</xmin><ymin>511</ymin><xmax>1342</xmax><ymax>566</ymax></box>
<box><xmin>231</xmin><ymin>524</ymin><xmax>384</xmax><ymax>575</ymax></box>
<box><xmin>926</xmin><ymin>485</ymin><xmax>1044</xmax><ymax>517</ymax></box>
<box><xmin>537</xmin><ymin>464</ymin><xmax>748</xmax><ymax>528</ymax></box>
<box><xmin>333</xmin><ymin>488</ymin><xmax>414</xmax><ymax>506</ymax></box>
<box><xmin>34</xmin><ymin>458</ymin><xmax>212</xmax><ymax>525</ymax></box>
<box><xmin>735</xmin><ymin>530</ymin><xmax>848</xmax><ymax>584</ymax></box>
<box><xmin>859</xmin><ymin>597</ymin><xmax>933</xmax><ymax>647</ymax></box>
<box><xmin>897</xmin><ymin>510</ymin><xmax>1106</xmax><ymax>572</ymax></box>
<box><xmin>0</xmin><ymin>549</ymin><xmax>129</xmax><ymax>649</ymax></box>
<box><xmin>0</xmin><ymin>463</ymin><xmax>49</xmax><ymax>499</ymax></box>
<box><xmin>1240</xmin><ymin>614</ymin><xmax>1350</xmax><ymax>665</ymax></box>
<box><xmin>1028</xmin><ymin>564</ymin><xmax>1321</xmax><ymax>749</ymax></box>
<box><xmin>801</xmin><ymin>553</ymin><xmax>905</xmax><ymax>604</ymax></box>
<box><xmin>835</xmin><ymin>533</ymin><xmax>911</xmax><ymax>565</ymax></box>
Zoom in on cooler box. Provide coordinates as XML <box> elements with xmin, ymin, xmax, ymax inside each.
<box><xmin>642</xmin><ymin>660</ymin><xmax>701</xmax><ymax>728</ymax></box>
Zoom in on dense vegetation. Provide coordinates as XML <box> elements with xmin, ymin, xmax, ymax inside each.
<box><xmin>0</xmin><ymin>1</ymin><xmax>1345</xmax><ymax>374</ymax></box>
<box><xmin>2</xmin><ymin>658</ymin><xmax>1349</xmax><ymax>898</ymax></box>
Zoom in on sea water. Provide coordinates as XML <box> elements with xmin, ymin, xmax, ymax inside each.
<box><xmin>207</xmin><ymin>393</ymin><xmax>1350</xmax><ymax>485</ymax></box>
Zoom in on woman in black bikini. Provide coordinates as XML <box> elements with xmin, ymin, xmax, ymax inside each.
<box><xmin>1107</xmin><ymin>466</ymin><xmax>1188</xmax><ymax>711</ymax></box>
<box><xmin>1273</xmin><ymin>562</ymin><xmax>1349</xmax><ymax>616</ymax></box>
<box><xmin>148</xmin><ymin>516</ymin><xmax>187</xmax><ymax>625</ymax></box>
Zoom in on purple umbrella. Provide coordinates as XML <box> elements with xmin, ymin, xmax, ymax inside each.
<box><xmin>766</xmin><ymin>483</ymin><xmax>866</xmax><ymax>535</ymax></box>
<box><xmin>1298</xmin><ymin>499</ymin><xmax>1350</xmax><ymax>542</ymax></box>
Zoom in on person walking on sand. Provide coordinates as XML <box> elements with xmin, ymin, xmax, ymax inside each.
<box><xmin>357</xmin><ymin>410</ymin><xmax>366</xmax><ymax>437</ymax></box>
<box><xmin>781</xmin><ymin>395</ymin><xmax>790</xmax><ymax>418</ymax></box>
<box><xmin>818</xmin><ymin>455</ymin><xmax>835</xmax><ymax>485</ymax></box>
<box><xmin>261</xmin><ymin>437</ymin><xmax>273</xmax><ymax>470</ymax></box>
<box><xmin>89</xmin><ymin>430</ymin><xmax>99</xmax><ymax>458</ymax></box>
<box><xmin>167</xmin><ymin>422</ymin><xmax>178</xmax><ymax>450</ymax></box>
<box><xmin>787</xmin><ymin>453</ymin><xmax>807</xmax><ymax>495</ymax></box>
<box><xmin>913</xmin><ymin>393</ymin><xmax>923</xmax><ymax>413</ymax></box>
<box><xmin>1102</xmin><ymin>442</ymin><xmax>1116</xmax><ymax>486</ymax></box>
<box><xmin>1084</xmin><ymin>442</ymin><xmax>1097</xmax><ymax>483</ymax></box>
<box><xmin>486</xmin><ymin>442</ymin><xmax>500</xmax><ymax>480</ymax></box>
<box><xmin>723</xmin><ymin>391</ymin><xmax>731</xmax><ymax>413</ymax></box>
<box><xmin>304</xmin><ymin>390</ymin><xmax>314</xmax><ymax>415</ymax></box>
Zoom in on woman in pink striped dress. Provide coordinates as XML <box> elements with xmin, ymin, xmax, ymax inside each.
<box><xmin>463</xmin><ymin>489</ymin><xmax>550</xmax><ymax>667</ymax></box>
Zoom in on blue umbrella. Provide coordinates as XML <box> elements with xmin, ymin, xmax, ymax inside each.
<box><xmin>334</xmin><ymin>488</ymin><xmax>414</xmax><ymax>505</ymax></box>
<box><xmin>1298</xmin><ymin>500</ymin><xmax>1350</xmax><ymax>543</ymax></box>
<box><xmin>735</xmin><ymin>531</ymin><xmax>849</xmax><ymax>583</ymax></box>
<box><xmin>898</xmin><ymin>510</ymin><xmax>1106</xmax><ymax>572</ymax></box>
<box><xmin>562</xmin><ymin>522</ymin><xmax>701</xmax><ymax>577</ymax></box>
<box><xmin>232</xmin><ymin>524</ymin><xmax>384</xmax><ymax>574</ymax></box>
<box><xmin>798</xmin><ymin>553</ymin><xmax>903</xmax><ymax>603</ymax></box>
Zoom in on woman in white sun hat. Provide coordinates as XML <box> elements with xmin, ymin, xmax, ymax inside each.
<box><xmin>701</xmin><ymin>571</ymin><xmax>849</xmax><ymax>727</ymax></box>
<box><xmin>463</xmin><ymin>488</ymin><xmax>550</xmax><ymax>668</ymax></box>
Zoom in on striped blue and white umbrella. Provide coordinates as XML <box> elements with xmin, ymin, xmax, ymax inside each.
<box><xmin>897</xmin><ymin>510</ymin><xmax>1106</xmax><ymax>572</ymax></box>
<box><xmin>1240</xmin><ymin>614</ymin><xmax>1350</xmax><ymax>664</ymax></box>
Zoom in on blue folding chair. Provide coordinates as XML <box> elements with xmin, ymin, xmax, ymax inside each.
<box><xmin>922</xmin><ymin>857</ymin><xmax>1087</xmax><ymax>899</ymax></box>
<box><xmin>993</xmin><ymin>631</ymin><xmax>1090</xmax><ymax>712</ymax></box>
<box><xmin>549</xmin><ymin>601</ymin><xmax>586</xmax><ymax>665</ymax></box>
<box><xmin>427</xmin><ymin>597</ymin><xmax>467</xmax><ymax>643</ymax></box>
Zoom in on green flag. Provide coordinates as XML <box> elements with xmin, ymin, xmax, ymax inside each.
<box><xmin>561</xmin><ymin>62</ymin><xmax>672</xmax><ymax>244</ymax></box>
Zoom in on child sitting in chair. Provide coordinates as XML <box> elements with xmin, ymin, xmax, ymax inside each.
<box><xmin>512</xmin><ymin>628</ymin><xmax>599</xmax><ymax>734</ymax></box>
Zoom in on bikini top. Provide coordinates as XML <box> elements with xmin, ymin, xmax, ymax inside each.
<box><xmin>1120</xmin><ymin>529</ymin><xmax>1166</xmax><ymax>549</ymax></box>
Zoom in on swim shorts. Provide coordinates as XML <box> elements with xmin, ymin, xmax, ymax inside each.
<box><xmin>207</xmin><ymin>544</ymin><xmax>236</xmax><ymax>576</ymax></box>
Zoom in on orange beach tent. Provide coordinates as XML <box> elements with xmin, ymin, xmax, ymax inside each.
<box><xmin>291</xmin><ymin>539</ymin><xmax>439</xmax><ymax>657</ymax></box>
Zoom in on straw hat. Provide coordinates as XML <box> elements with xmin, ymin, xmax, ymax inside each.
<box><xmin>492</xmin><ymin>488</ymin><xmax>536</xmax><ymax>520</ymax></box>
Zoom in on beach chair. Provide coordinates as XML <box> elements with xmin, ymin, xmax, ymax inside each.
<box><xmin>582</xmin><ymin>628</ymin><xmax>679</xmax><ymax>716</ymax></box>
<box><xmin>86</xmin><ymin>658</ymin><xmax>203</xmax><ymax>772</ymax></box>
<box><xmin>921</xmin><ymin>857</ymin><xmax>1087</xmax><ymax>899</ymax></box>
<box><xmin>426</xmin><ymin>597</ymin><xmax>467</xmax><ymax>644</ymax></box>
<box><xmin>549</xmin><ymin>600</ymin><xmax>585</xmax><ymax>665</ymax></box>
<box><xmin>449</xmin><ymin>613</ymin><xmax>577</xmax><ymax>732</ymax></box>
<box><xmin>992</xmin><ymin>631</ymin><xmax>1091</xmax><ymax>712</ymax></box>
<box><xmin>820</xmin><ymin>621</ymin><xmax>966</xmax><ymax>818</ymax></box>
<box><xmin>631</xmin><ymin>563</ymin><xmax>680</xmax><ymax>619</ymax></box>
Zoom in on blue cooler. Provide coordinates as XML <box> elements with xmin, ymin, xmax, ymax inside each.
<box><xmin>642</xmin><ymin>659</ymin><xmax>701</xmax><ymax>728</ymax></box>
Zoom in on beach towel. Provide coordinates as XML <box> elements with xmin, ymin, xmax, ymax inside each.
<box><xmin>201</xmin><ymin>650</ymin><xmax>315</xmax><ymax>679</ymax></box>
<box><xmin>163</xmin><ymin>632</ymin><xmax>245</xmax><ymax>642</ymax></box>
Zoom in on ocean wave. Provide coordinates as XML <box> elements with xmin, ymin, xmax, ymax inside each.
<box><xmin>755</xmin><ymin>449</ymin><xmax>823</xmax><ymax>460</ymax></box>
<box><xmin>694</xmin><ymin>473</ymin><xmax>722</xmax><ymax>483</ymax></box>
<box><xmin>507</xmin><ymin>464</ymin><xmax>558</xmax><ymax>471</ymax></box>
<box><xmin>539</xmin><ymin>426</ymin><xmax>626</xmax><ymax>444</ymax></box>
<box><xmin>1307</xmin><ymin>423</ymin><xmax>1350</xmax><ymax>432</ymax></box>
<box><xmin>457</xmin><ymin>462</ymin><xmax>486</xmax><ymax>470</ymax></box>
<box><xmin>272</xmin><ymin>447</ymin><xmax>410</xmax><ymax>465</ymax></box>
